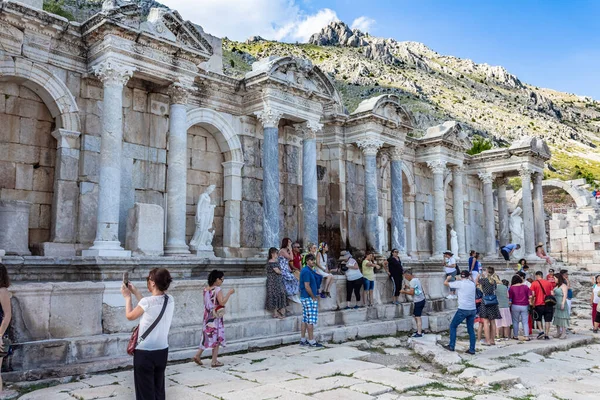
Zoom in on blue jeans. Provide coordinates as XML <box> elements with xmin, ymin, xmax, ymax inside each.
<box><xmin>449</xmin><ymin>308</ymin><xmax>476</xmax><ymax>352</ymax></box>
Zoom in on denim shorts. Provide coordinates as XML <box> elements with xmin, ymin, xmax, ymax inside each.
<box><xmin>363</xmin><ymin>279</ymin><xmax>375</xmax><ymax>291</ymax></box>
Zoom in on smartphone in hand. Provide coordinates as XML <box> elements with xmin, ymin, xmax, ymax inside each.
<box><xmin>123</xmin><ymin>272</ymin><xmax>129</xmax><ymax>287</ymax></box>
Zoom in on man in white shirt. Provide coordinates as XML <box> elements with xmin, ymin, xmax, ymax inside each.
<box><xmin>443</xmin><ymin>270</ymin><xmax>476</xmax><ymax>354</ymax></box>
<box><xmin>443</xmin><ymin>251</ymin><xmax>457</xmax><ymax>299</ymax></box>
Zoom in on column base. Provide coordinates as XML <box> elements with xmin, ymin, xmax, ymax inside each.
<box><xmin>164</xmin><ymin>243</ymin><xmax>191</xmax><ymax>256</ymax></box>
<box><xmin>36</xmin><ymin>242</ymin><xmax>77</xmax><ymax>257</ymax></box>
<box><xmin>429</xmin><ymin>253</ymin><xmax>444</xmax><ymax>261</ymax></box>
<box><xmin>82</xmin><ymin>241</ymin><xmax>131</xmax><ymax>257</ymax></box>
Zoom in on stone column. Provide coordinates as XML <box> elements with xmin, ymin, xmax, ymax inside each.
<box><xmin>257</xmin><ymin>108</ymin><xmax>283</xmax><ymax>249</ymax></box>
<box><xmin>451</xmin><ymin>166</ymin><xmax>467</xmax><ymax>259</ymax></box>
<box><xmin>222</xmin><ymin>161</ymin><xmax>244</xmax><ymax>250</ymax></box>
<box><xmin>406</xmin><ymin>194</ymin><xmax>418</xmax><ymax>258</ymax></box>
<box><xmin>389</xmin><ymin>147</ymin><xmax>406</xmax><ymax>255</ymax></box>
<box><xmin>427</xmin><ymin>160</ymin><xmax>447</xmax><ymax>259</ymax></box>
<box><xmin>496</xmin><ymin>176</ymin><xmax>510</xmax><ymax>248</ymax></box>
<box><xmin>533</xmin><ymin>172</ymin><xmax>547</xmax><ymax>247</ymax></box>
<box><xmin>520</xmin><ymin>166</ymin><xmax>536</xmax><ymax>258</ymax></box>
<box><xmin>357</xmin><ymin>138</ymin><xmax>384</xmax><ymax>251</ymax></box>
<box><xmin>83</xmin><ymin>60</ymin><xmax>134</xmax><ymax>257</ymax></box>
<box><xmin>296</xmin><ymin>121</ymin><xmax>323</xmax><ymax>247</ymax></box>
<box><xmin>479</xmin><ymin>172</ymin><xmax>496</xmax><ymax>257</ymax></box>
<box><xmin>44</xmin><ymin>129</ymin><xmax>81</xmax><ymax>255</ymax></box>
<box><xmin>164</xmin><ymin>83</ymin><xmax>191</xmax><ymax>255</ymax></box>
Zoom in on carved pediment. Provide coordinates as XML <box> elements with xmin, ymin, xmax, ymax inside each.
<box><xmin>509</xmin><ymin>136</ymin><xmax>551</xmax><ymax>159</ymax></box>
<box><xmin>142</xmin><ymin>8</ymin><xmax>213</xmax><ymax>56</ymax></box>
<box><xmin>423</xmin><ymin>121</ymin><xmax>472</xmax><ymax>150</ymax></box>
<box><xmin>352</xmin><ymin>94</ymin><xmax>413</xmax><ymax>128</ymax></box>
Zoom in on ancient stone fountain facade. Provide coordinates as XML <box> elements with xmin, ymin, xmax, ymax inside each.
<box><xmin>0</xmin><ymin>0</ymin><xmax>552</xmax><ymax>378</ymax></box>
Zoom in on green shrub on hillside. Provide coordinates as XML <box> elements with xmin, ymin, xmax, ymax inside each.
<box><xmin>43</xmin><ymin>0</ymin><xmax>75</xmax><ymax>20</ymax></box>
<box><xmin>467</xmin><ymin>135</ymin><xmax>493</xmax><ymax>155</ymax></box>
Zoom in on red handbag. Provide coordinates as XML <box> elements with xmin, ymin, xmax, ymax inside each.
<box><xmin>127</xmin><ymin>295</ymin><xmax>168</xmax><ymax>356</ymax></box>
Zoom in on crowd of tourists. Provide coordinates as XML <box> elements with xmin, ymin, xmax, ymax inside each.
<box><xmin>443</xmin><ymin>256</ymin><xmax>572</xmax><ymax>354</ymax></box>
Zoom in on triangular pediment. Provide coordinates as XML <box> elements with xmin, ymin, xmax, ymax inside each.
<box><xmin>145</xmin><ymin>9</ymin><xmax>213</xmax><ymax>56</ymax></box>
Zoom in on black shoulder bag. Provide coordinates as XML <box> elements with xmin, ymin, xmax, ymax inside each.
<box><xmin>537</xmin><ymin>281</ymin><xmax>557</xmax><ymax>306</ymax></box>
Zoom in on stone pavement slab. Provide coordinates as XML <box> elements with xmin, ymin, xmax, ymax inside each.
<box><xmin>353</xmin><ymin>368</ymin><xmax>433</xmax><ymax>392</ymax></box>
<box><xmin>296</xmin><ymin>359</ymin><xmax>384</xmax><ymax>379</ymax></box>
<box><xmin>278</xmin><ymin>376</ymin><xmax>363</xmax><ymax>395</ymax></box>
<box><xmin>219</xmin><ymin>383</ymin><xmax>309</xmax><ymax>400</ymax></box>
<box><xmin>168</xmin><ymin>368</ymin><xmax>237</xmax><ymax>386</ymax></box>
<box><xmin>68</xmin><ymin>384</ymin><xmax>131</xmax><ymax>400</ymax></box>
<box><xmin>237</xmin><ymin>369</ymin><xmax>302</xmax><ymax>384</ymax></box>
<box><xmin>197</xmin><ymin>378</ymin><xmax>261</xmax><ymax>396</ymax></box>
<box><xmin>164</xmin><ymin>386</ymin><xmax>216</xmax><ymax>400</ymax></box>
<box><xmin>312</xmin><ymin>387</ymin><xmax>374</xmax><ymax>400</ymax></box>
<box><xmin>350</xmin><ymin>382</ymin><xmax>394</xmax><ymax>396</ymax></box>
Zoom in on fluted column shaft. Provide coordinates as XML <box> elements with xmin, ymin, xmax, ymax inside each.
<box><xmin>428</xmin><ymin>160</ymin><xmax>447</xmax><ymax>259</ymax></box>
<box><xmin>357</xmin><ymin>138</ymin><xmax>383</xmax><ymax>251</ymax></box>
<box><xmin>451</xmin><ymin>166</ymin><xmax>466</xmax><ymax>258</ymax></box>
<box><xmin>257</xmin><ymin>108</ymin><xmax>282</xmax><ymax>249</ymax></box>
<box><xmin>520</xmin><ymin>167</ymin><xmax>536</xmax><ymax>257</ymax></box>
<box><xmin>297</xmin><ymin>121</ymin><xmax>322</xmax><ymax>247</ymax></box>
<box><xmin>479</xmin><ymin>172</ymin><xmax>496</xmax><ymax>257</ymax></box>
<box><xmin>390</xmin><ymin>148</ymin><xmax>406</xmax><ymax>254</ymax></box>
<box><xmin>164</xmin><ymin>83</ymin><xmax>191</xmax><ymax>255</ymax></box>
<box><xmin>497</xmin><ymin>177</ymin><xmax>510</xmax><ymax>247</ymax></box>
<box><xmin>83</xmin><ymin>60</ymin><xmax>134</xmax><ymax>256</ymax></box>
<box><xmin>533</xmin><ymin>172</ymin><xmax>546</xmax><ymax>247</ymax></box>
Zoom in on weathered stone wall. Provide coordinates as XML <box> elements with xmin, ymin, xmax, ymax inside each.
<box><xmin>344</xmin><ymin>145</ymin><xmax>367</xmax><ymax>252</ymax></box>
<box><xmin>239</xmin><ymin>122</ymin><xmax>263</xmax><ymax>249</ymax></box>
<box><xmin>414</xmin><ymin>164</ymin><xmax>434</xmax><ymax>257</ymax></box>
<box><xmin>278</xmin><ymin>126</ymin><xmax>302</xmax><ymax>243</ymax></box>
<box><xmin>0</xmin><ymin>82</ymin><xmax>55</xmax><ymax>248</ymax></box>
<box><xmin>78</xmin><ymin>78</ymin><xmax>170</xmax><ymax>245</ymax></box>
<box><xmin>186</xmin><ymin>125</ymin><xmax>225</xmax><ymax>246</ymax></box>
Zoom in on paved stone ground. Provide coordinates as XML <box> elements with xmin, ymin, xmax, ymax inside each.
<box><xmin>13</xmin><ymin>302</ymin><xmax>600</xmax><ymax>400</ymax></box>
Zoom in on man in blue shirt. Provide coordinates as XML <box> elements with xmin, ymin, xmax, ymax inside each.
<box><xmin>500</xmin><ymin>243</ymin><xmax>520</xmax><ymax>268</ymax></box>
<box><xmin>299</xmin><ymin>254</ymin><xmax>323</xmax><ymax>347</ymax></box>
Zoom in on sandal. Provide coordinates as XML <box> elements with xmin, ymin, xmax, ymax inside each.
<box><xmin>193</xmin><ymin>356</ymin><xmax>203</xmax><ymax>366</ymax></box>
<box><xmin>211</xmin><ymin>361</ymin><xmax>224</xmax><ymax>368</ymax></box>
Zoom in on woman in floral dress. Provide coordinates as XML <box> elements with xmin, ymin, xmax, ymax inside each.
<box><xmin>553</xmin><ymin>273</ymin><xmax>570</xmax><ymax>339</ymax></box>
<box><xmin>266</xmin><ymin>247</ymin><xmax>286</xmax><ymax>319</ymax></box>
<box><xmin>279</xmin><ymin>238</ymin><xmax>300</xmax><ymax>303</ymax></box>
<box><xmin>193</xmin><ymin>270</ymin><xmax>235</xmax><ymax>368</ymax></box>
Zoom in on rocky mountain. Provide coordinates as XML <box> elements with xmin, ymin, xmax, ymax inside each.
<box><xmin>42</xmin><ymin>1</ymin><xmax>600</xmax><ymax>182</ymax></box>
<box><xmin>224</xmin><ymin>21</ymin><xmax>600</xmax><ymax>182</ymax></box>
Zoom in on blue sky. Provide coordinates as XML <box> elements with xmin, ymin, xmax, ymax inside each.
<box><xmin>164</xmin><ymin>0</ymin><xmax>600</xmax><ymax>99</ymax></box>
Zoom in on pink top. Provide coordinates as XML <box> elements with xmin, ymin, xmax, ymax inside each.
<box><xmin>509</xmin><ymin>285</ymin><xmax>532</xmax><ymax>306</ymax></box>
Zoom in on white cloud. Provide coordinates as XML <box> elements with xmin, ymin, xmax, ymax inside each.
<box><xmin>160</xmin><ymin>0</ymin><xmax>338</xmax><ymax>43</ymax></box>
<box><xmin>351</xmin><ymin>16</ymin><xmax>375</xmax><ymax>33</ymax></box>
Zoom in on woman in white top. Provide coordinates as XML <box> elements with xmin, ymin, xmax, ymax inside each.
<box><xmin>592</xmin><ymin>275</ymin><xmax>600</xmax><ymax>332</ymax></box>
<box><xmin>121</xmin><ymin>268</ymin><xmax>175</xmax><ymax>400</ymax></box>
<box><xmin>341</xmin><ymin>251</ymin><xmax>364</xmax><ymax>309</ymax></box>
<box><xmin>316</xmin><ymin>242</ymin><xmax>334</xmax><ymax>298</ymax></box>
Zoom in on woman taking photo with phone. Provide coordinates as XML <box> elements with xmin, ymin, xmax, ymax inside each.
<box><xmin>121</xmin><ymin>268</ymin><xmax>174</xmax><ymax>400</ymax></box>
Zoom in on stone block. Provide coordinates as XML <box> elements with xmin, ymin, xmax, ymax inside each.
<box><xmin>240</xmin><ymin>200</ymin><xmax>263</xmax><ymax>248</ymax></box>
<box><xmin>191</xmin><ymin>150</ymin><xmax>223</xmax><ymax>173</ymax></box>
<box><xmin>38</xmin><ymin>147</ymin><xmax>56</xmax><ymax>167</ymax></box>
<box><xmin>15</xmin><ymin>164</ymin><xmax>34</xmax><ymax>191</ymax></box>
<box><xmin>552</xmin><ymin>228</ymin><xmax>566</xmax><ymax>239</ymax></box>
<box><xmin>0</xmin><ymin>199</ymin><xmax>31</xmax><ymax>255</ymax></box>
<box><xmin>0</xmin><ymin>160</ymin><xmax>16</xmax><ymax>189</ymax></box>
<box><xmin>77</xmin><ymin>182</ymin><xmax>98</xmax><ymax>244</ymax></box>
<box><xmin>10</xmin><ymin>283</ymin><xmax>53</xmax><ymax>341</ymax></box>
<box><xmin>132</xmin><ymin>88</ymin><xmax>147</xmax><ymax>112</ymax></box>
<box><xmin>149</xmin><ymin>94</ymin><xmax>169</xmax><ymax>115</ymax></box>
<box><xmin>51</xmin><ymin>181</ymin><xmax>78</xmax><ymax>241</ymax></box>
<box><xmin>126</xmin><ymin>203</ymin><xmax>164</xmax><ymax>256</ymax></box>
<box><xmin>187</xmin><ymin>169</ymin><xmax>210</xmax><ymax>186</ymax></box>
<box><xmin>0</xmin><ymin>113</ymin><xmax>20</xmax><ymax>144</ymax></box>
<box><xmin>123</xmin><ymin>111</ymin><xmax>149</xmax><ymax>146</ymax></box>
<box><xmin>32</xmin><ymin>166</ymin><xmax>54</xmax><ymax>192</ymax></box>
<box><xmin>55</xmin><ymin>148</ymin><xmax>79</xmax><ymax>181</ymax></box>
<box><xmin>37</xmin><ymin>242</ymin><xmax>77</xmax><ymax>257</ymax></box>
<box><xmin>49</xmin><ymin>282</ymin><xmax>104</xmax><ymax>338</ymax></box>
<box><xmin>549</xmin><ymin>220</ymin><xmax>566</xmax><ymax>230</ymax></box>
<box><xmin>149</xmin><ymin>114</ymin><xmax>168</xmax><ymax>149</ymax></box>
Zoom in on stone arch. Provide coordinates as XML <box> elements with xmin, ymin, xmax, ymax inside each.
<box><xmin>185</xmin><ymin>108</ymin><xmax>244</xmax><ymax>251</ymax></box>
<box><xmin>0</xmin><ymin>57</ymin><xmax>81</xmax><ymax>132</ymax></box>
<box><xmin>511</xmin><ymin>179</ymin><xmax>591</xmax><ymax>209</ymax></box>
<box><xmin>186</xmin><ymin>108</ymin><xmax>243</xmax><ymax>163</ymax></box>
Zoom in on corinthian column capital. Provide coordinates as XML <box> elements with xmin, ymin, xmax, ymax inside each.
<box><xmin>168</xmin><ymin>82</ymin><xmax>192</xmax><ymax>105</ymax></box>
<box><xmin>426</xmin><ymin>160</ymin><xmax>447</xmax><ymax>174</ymax></box>
<box><xmin>256</xmin><ymin>107</ymin><xmax>283</xmax><ymax>128</ymax></box>
<box><xmin>92</xmin><ymin>60</ymin><xmax>135</xmax><ymax>87</ymax></box>
<box><xmin>478</xmin><ymin>172</ymin><xmax>493</xmax><ymax>184</ymax></box>
<box><xmin>389</xmin><ymin>146</ymin><xmax>404</xmax><ymax>161</ymax></box>
<box><xmin>294</xmin><ymin>120</ymin><xmax>323</xmax><ymax>139</ymax></box>
<box><xmin>356</xmin><ymin>137</ymin><xmax>384</xmax><ymax>156</ymax></box>
<box><xmin>519</xmin><ymin>165</ymin><xmax>533</xmax><ymax>179</ymax></box>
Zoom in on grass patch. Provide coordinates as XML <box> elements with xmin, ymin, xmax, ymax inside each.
<box><xmin>250</xmin><ymin>358</ymin><xmax>266</xmax><ymax>364</ymax></box>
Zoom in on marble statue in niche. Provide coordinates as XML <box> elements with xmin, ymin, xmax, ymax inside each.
<box><xmin>450</xmin><ymin>228</ymin><xmax>459</xmax><ymax>259</ymax></box>
<box><xmin>509</xmin><ymin>207</ymin><xmax>525</xmax><ymax>259</ymax></box>
<box><xmin>190</xmin><ymin>185</ymin><xmax>216</xmax><ymax>251</ymax></box>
